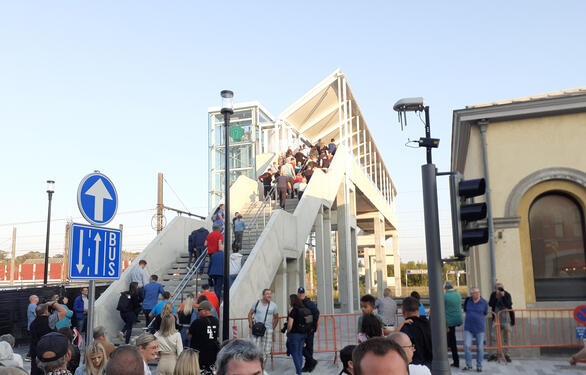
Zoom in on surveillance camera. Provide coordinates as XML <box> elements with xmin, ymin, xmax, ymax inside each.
<box><xmin>393</xmin><ymin>97</ymin><xmax>425</xmax><ymax>112</ymax></box>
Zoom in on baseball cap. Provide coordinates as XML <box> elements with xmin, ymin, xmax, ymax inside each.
<box><xmin>297</xmin><ymin>287</ymin><xmax>306</xmax><ymax>294</ymax></box>
<box><xmin>37</xmin><ymin>332</ymin><xmax>69</xmax><ymax>362</ymax></box>
<box><xmin>198</xmin><ymin>300</ymin><xmax>213</xmax><ymax>311</ymax></box>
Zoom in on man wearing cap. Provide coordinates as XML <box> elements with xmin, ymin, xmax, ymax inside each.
<box><xmin>36</xmin><ymin>332</ymin><xmax>72</xmax><ymax>375</ymax></box>
<box><xmin>188</xmin><ymin>300</ymin><xmax>220</xmax><ymax>373</ymax></box>
<box><xmin>298</xmin><ymin>287</ymin><xmax>320</xmax><ymax>372</ymax></box>
<box><xmin>30</xmin><ymin>302</ymin><xmax>68</xmax><ymax>375</ymax></box>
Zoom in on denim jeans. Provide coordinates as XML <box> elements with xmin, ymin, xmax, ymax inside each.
<box><xmin>286</xmin><ymin>332</ymin><xmax>306</xmax><ymax>374</ymax></box>
<box><xmin>464</xmin><ymin>330</ymin><xmax>485</xmax><ymax>369</ymax></box>
<box><xmin>212</xmin><ymin>275</ymin><xmax>223</xmax><ymax>301</ymax></box>
<box><xmin>120</xmin><ymin>311</ymin><xmax>136</xmax><ymax>344</ymax></box>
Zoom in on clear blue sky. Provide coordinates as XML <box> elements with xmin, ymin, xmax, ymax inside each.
<box><xmin>1</xmin><ymin>1</ymin><xmax>585</xmax><ymax>261</ymax></box>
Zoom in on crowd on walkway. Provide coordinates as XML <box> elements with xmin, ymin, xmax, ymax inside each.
<box><xmin>10</xmin><ymin>278</ymin><xmax>586</xmax><ymax>375</ymax></box>
<box><xmin>258</xmin><ymin>139</ymin><xmax>337</xmax><ymax>209</ymax></box>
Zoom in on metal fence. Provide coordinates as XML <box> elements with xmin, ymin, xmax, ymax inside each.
<box><xmin>230</xmin><ymin>308</ymin><xmax>585</xmax><ymax>363</ymax></box>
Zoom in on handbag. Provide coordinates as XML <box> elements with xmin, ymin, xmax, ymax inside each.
<box><xmin>251</xmin><ymin>300</ymin><xmax>270</xmax><ymax>337</ymax></box>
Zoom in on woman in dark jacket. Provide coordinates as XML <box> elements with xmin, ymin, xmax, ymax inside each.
<box><xmin>286</xmin><ymin>294</ymin><xmax>307</xmax><ymax>375</ymax></box>
<box><xmin>119</xmin><ymin>282</ymin><xmax>142</xmax><ymax>344</ymax></box>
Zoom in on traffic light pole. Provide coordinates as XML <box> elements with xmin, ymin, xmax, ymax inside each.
<box><xmin>422</xmin><ymin>163</ymin><xmax>450</xmax><ymax>375</ymax></box>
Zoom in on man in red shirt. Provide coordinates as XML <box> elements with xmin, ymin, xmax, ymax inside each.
<box><xmin>197</xmin><ymin>284</ymin><xmax>220</xmax><ymax>313</ymax></box>
<box><xmin>204</xmin><ymin>225</ymin><xmax>223</xmax><ymax>254</ymax></box>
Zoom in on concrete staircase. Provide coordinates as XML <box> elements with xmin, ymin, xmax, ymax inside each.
<box><xmin>240</xmin><ymin>196</ymin><xmax>299</xmax><ymax>263</ymax></box>
<box><xmin>109</xmin><ymin>198</ymin><xmax>300</xmax><ymax>346</ymax></box>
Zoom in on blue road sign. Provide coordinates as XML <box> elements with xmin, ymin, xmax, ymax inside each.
<box><xmin>77</xmin><ymin>172</ymin><xmax>118</xmax><ymax>226</ymax></box>
<box><xmin>68</xmin><ymin>223</ymin><xmax>122</xmax><ymax>280</ymax></box>
<box><xmin>577</xmin><ymin>326</ymin><xmax>586</xmax><ymax>339</ymax></box>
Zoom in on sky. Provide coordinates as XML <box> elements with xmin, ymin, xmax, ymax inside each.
<box><xmin>1</xmin><ymin>1</ymin><xmax>585</xmax><ymax>262</ymax></box>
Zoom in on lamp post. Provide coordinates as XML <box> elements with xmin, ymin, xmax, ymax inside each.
<box><xmin>221</xmin><ymin>89</ymin><xmax>234</xmax><ymax>340</ymax></box>
<box><xmin>393</xmin><ymin>98</ymin><xmax>449</xmax><ymax>375</ymax></box>
<box><xmin>43</xmin><ymin>180</ymin><xmax>55</xmax><ymax>286</ymax></box>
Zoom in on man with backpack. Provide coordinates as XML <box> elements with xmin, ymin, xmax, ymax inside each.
<box><xmin>188</xmin><ymin>226</ymin><xmax>209</xmax><ymax>270</ymax></box>
<box><xmin>297</xmin><ymin>287</ymin><xmax>320</xmax><ymax>372</ymax></box>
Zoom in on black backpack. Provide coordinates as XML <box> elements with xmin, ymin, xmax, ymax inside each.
<box><xmin>297</xmin><ymin>307</ymin><xmax>314</xmax><ymax>334</ymax></box>
<box><xmin>117</xmin><ymin>292</ymin><xmax>132</xmax><ymax>313</ymax></box>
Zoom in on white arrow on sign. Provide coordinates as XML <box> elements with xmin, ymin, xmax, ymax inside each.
<box><xmin>76</xmin><ymin>229</ymin><xmax>85</xmax><ymax>273</ymax></box>
<box><xmin>94</xmin><ymin>233</ymin><xmax>101</xmax><ymax>274</ymax></box>
<box><xmin>85</xmin><ymin>178</ymin><xmax>113</xmax><ymax>221</ymax></box>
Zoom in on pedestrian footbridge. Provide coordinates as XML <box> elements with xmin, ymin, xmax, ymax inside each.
<box><xmin>95</xmin><ymin>70</ymin><xmax>400</xmax><ymax>341</ymax></box>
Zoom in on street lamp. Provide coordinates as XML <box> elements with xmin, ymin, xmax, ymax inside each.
<box><xmin>394</xmin><ymin>98</ymin><xmax>449</xmax><ymax>375</ymax></box>
<box><xmin>221</xmin><ymin>89</ymin><xmax>234</xmax><ymax>340</ymax></box>
<box><xmin>44</xmin><ymin>180</ymin><xmax>55</xmax><ymax>286</ymax></box>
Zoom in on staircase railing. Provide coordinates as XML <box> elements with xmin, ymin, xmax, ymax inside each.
<box><xmin>145</xmin><ymin>248</ymin><xmax>208</xmax><ymax>331</ymax></box>
<box><xmin>248</xmin><ymin>185</ymin><xmax>276</xmax><ymax>231</ymax></box>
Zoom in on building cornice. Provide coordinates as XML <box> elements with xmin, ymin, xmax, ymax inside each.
<box><xmin>451</xmin><ymin>93</ymin><xmax>586</xmax><ymax>173</ymax></box>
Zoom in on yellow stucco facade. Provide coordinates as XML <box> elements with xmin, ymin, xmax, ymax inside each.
<box><xmin>451</xmin><ymin>90</ymin><xmax>586</xmax><ymax>307</ymax></box>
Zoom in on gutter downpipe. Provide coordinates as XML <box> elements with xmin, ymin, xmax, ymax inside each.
<box><xmin>479</xmin><ymin>120</ymin><xmax>496</xmax><ymax>289</ymax></box>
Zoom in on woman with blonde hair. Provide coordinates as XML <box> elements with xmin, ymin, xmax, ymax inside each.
<box><xmin>155</xmin><ymin>313</ymin><xmax>183</xmax><ymax>375</ymax></box>
<box><xmin>173</xmin><ymin>348</ymin><xmax>201</xmax><ymax>375</ymax></box>
<box><xmin>74</xmin><ymin>342</ymin><xmax>107</xmax><ymax>375</ymax></box>
<box><xmin>136</xmin><ymin>333</ymin><xmax>158</xmax><ymax>375</ymax></box>
<box><xmin>178</xmin><ymin>294</ymin><xmax>195</xmax><ymax>347</ymax></box>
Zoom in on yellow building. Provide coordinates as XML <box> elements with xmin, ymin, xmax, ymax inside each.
<box><xmin>451</xmin><ymin>88</ymin><xmax>586</xmax><ymax>307</ymax></box>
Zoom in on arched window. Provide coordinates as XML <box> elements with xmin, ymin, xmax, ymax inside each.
<box><xmin>529</xmin><ymin>193</ymin><xmax>586</xmax><ymax>300</ymax></box>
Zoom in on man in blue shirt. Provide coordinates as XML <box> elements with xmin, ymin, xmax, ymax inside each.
<box><xmin>149</xmin><ymin>291</ymin><xmax>175</xmax><ymax>319</ymax></box>
<box><xmin>26</xmin><ymin>294</ymin><xmax>39</xmax><ymax>360</ymax></box>
<box><xmin>232</xmin><ymin>214</ymin><xmax>246</xmax><ymax>252</ymax></box>
<box><xmin>208</xmin><ymin>249</ymin><xmax>224</xmax><ymax>302</ymax></box>
<box><xmin>463</xmin><ymin>287</ymin><xmax>489</xmax><ymax>372</ymax></box>
<box><xmin>142</xmin><ymin>275</ymin><xmax>165</xmax><ymax>326</ymax></box>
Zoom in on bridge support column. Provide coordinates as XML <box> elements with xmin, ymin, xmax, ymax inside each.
<box><xmin>374</xmin><ymin>214</ymin><xmax>388</xmax><ymax>298</ymax></box>
<box><xmin>287</xmin><ymin>258</ymin><xmax>299</xmax><ymax>296</ymax></box>
<box><xmin>315</xmin><ymin>206</ymin><xmax>334</xmax><ymax>314</ymax></box>
<box><xmin>391</xmin><ymin>230</ymin><xmax>402</xmax><ymax>296</ymax></box>
<box><xmin>337</xmin><ymin>182</ymin><xmax>359</xmax><ymax>313</ymax></box>
<box><xmin>271</xmin><ymin>259</ymin><xmax>288</xmax><ymax>316</ymax></box>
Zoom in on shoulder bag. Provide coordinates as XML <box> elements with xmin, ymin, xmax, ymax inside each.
<box><xmin>251</xmin><ymin>300</ymin><xmax>270</xmax><ymax>337</ymax></box>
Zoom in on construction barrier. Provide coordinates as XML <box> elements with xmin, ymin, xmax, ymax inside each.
<box><xmin>230</xmin><ymin>308</ymin><xmax>585</xmax><ymax>363</ymax></box>
<box><xmin>493</xmin><ymin>308</ymin><xmax>584</xmax><ymax>360</ymax></box>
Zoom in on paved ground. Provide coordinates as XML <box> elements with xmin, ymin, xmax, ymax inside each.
<box><xmin>15</xmin><ymin>344</ymin><xmax>586</xmax><ymax>374</ymax></box>
<box><xmin>265</xmin><ymin>352</ymin><xmax>586</xmax><ymax>374</ymax></box>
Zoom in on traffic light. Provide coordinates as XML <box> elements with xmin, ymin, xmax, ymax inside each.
<box><xmin>449</xmin><ymin>172</ymin><xmax>489</xmax><ymax>258</ymax></box>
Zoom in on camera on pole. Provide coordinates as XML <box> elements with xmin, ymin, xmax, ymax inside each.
<box><xmin>449</xmin><ymin>172</ymin><xmax>489</xmax><ymax>258</ymax></box>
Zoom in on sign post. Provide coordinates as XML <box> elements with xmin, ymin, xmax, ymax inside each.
<box><xmin>69</xmin><ymin>171</ymin><xmax>120</xmax><ymax>344</ymax></box>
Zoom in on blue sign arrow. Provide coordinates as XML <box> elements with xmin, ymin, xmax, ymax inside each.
<box><xmin>77</xmin><ymin>172</ymin><xmax>118</xmax><ymax>226</ymax></box>
<box><xmin>68</xmin><ymin>223</ymin><xmax>122</xmax><ymax>280</ymax></box>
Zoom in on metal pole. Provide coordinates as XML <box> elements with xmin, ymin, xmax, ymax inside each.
<box><xmin>421</xmin><ymin>164</ymin><xmax>449</xmax><ymax>375</ymax></box>
<box><xmin>479</xmin><ymin>122</ymin><xmax>496</xmax><ymax>289</ymax></box>
<box><xmin>157</xmin><ymin>173</ymin><xmax>164</xmax><ymax>234</ymax></box>
<box><xmin>10</xmin><ymin>228</ymin><xmax>16</xmax><ymax>286</ymax></box>
<box><xmin>43</xmin><ymin>191</ymin><xmax>54</xmax><ymax>286</ymax></box>
<box><xmin>87</xmin><ymin>280</ymin><xmax>95</xmax><ymax>345</ymax></box>
<box><xmin>222</xmin><ymin>111</ymin><xmax>231</xmax><ymax>340</ymax></box>
<box><xmin>424</xmin><ymin>106</ymin><xmax>432</xmax><ymax>164</ymax></box>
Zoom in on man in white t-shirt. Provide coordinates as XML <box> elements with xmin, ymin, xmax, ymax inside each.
<box><xmin>247</xmin><ymin>289</ymin><xmax>279</xmax><ymax>362</ymax></box>
<box><xmin>388</xmin><ymin>332</ymin><xmax>431</xmax><ymax>375</ymax></box>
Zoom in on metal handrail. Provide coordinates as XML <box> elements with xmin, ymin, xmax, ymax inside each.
<box><xmin>145</xmin><ymin>248</ymin><xmax>208</xmax><ymax>331</ymax></box>
<box><xmin>248</xmin><ymin>185</ymin><xmax>276</xmax><ymax>231</ymax></box>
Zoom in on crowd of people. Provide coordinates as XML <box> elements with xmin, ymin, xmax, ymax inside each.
<box><xmin>258</xmin><ymin>138</ymin><xmax>337</xmax><ymax>209</ymax></box>
<box><xmin>9</xmin><ymin>279</ymin><xmax>586</xmax><ymax>374</ymax></box>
